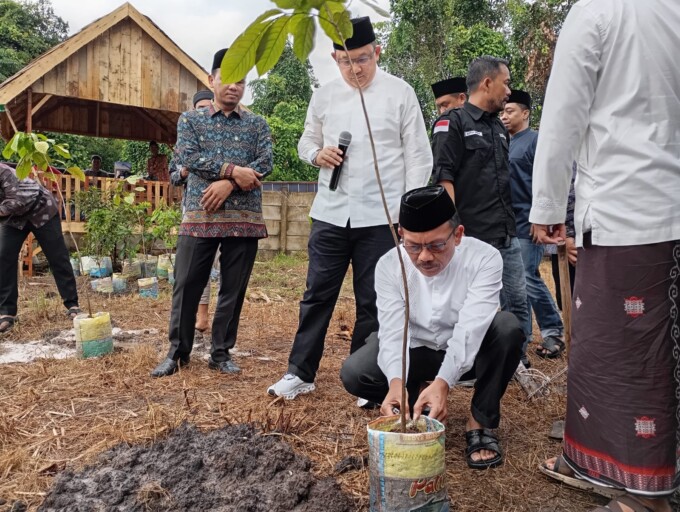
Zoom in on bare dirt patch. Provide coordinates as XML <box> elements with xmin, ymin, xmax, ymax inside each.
<box><xmin>38</xmin><ymin>423</ymin><xmax>352</xmax><ymax>512</ymax></box>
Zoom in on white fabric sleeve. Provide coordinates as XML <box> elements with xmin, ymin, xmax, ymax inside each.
<box><xmin>436</xmin><ymin>249</ymin><xmax>503</xmax><ymax>386</ymax></box>
<box><xmin>401</xmin><ymin>86</ymin><xmax>434</xmax><ymax>192</ymax></box>
<box><xmin>297</xmin><ymin>92</ymin><xmax>324</xmax><ymax>167</ymax></box>
<box><xmin>529</xmin><ymin>3</ymin><xmax>603</xmax><ymax>225</ymax></box>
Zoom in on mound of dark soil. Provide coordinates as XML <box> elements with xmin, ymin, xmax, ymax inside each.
<box><xmin>38</xmin><ymin>423</ymin><xmax>353</xmax><ymax>512</ymax></box>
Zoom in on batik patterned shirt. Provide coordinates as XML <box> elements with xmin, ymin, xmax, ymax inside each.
<box><xmin>0</xmin><ymin>163</ymin><xmax>59</xmax><ymax>230</ymax></box>
<box><xmin>172</xmin><ymin>103</ymin><xmax>272</xmax><ymax>238</ymax></box>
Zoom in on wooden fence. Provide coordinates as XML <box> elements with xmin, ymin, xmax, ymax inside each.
<box><xmin>40</xmin><ymin>175</ymin><xmax>314</xmax><ymax>253</ymax></box>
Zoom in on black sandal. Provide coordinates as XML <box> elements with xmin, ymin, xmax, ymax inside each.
<box><xmin>536</xmin><ymin>335</ymin><xmax>565</xmax><ymax>359</ymax></box>
<box><xmin>66</xmin><ymin>307</ymin><xmax>82</xmax><ymax>320</ymax></box>
<box><xmin>0</xmin><ymin>315</ymin><xmax>16</xmax><ymax>333</ymax></box>
<box><xmin>465</xmin><ymin>428</ymin><xmax>503</xmax><ymax>470</ymax></box>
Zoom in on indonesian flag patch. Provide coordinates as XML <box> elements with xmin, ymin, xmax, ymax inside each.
<box><xmin>433</xmin><ymin>119</ymin><xmax>450</xmax><ymax>134</ymax></box>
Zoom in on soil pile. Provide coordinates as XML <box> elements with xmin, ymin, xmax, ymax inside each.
<box><xmin>38</xmin><ymin>423</ymin><xmax>353</xmax><ymax>512</ymax></box>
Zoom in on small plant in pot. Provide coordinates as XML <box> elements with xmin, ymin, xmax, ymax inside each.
<box><xmin>3</xmin><ymin>132</ymin><xmax>113</xmax><ymax>359</ymax></box>
<box><xmin>132</xmin><ymin>202</ymin><xmax>159</xmax><ymax>298</ymax></box>
<box><xmin>150</xmin><ymin>204</ymin><xmax>181</xmax><ymax>283</ymax></box>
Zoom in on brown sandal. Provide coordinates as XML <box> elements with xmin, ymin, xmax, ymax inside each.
<box><xmin>591</xmin><ymin>495</ymin><xmax>655</xmax><ymax>512</ymax></box>
<box><xmin>539</xmin><ymin>455</ymin><xmax>624</xmax><ymax>499</ymax></box>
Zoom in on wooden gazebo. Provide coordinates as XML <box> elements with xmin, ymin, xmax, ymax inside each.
<box><xmin>0</xmin><ymin>1</ymin><xmax>210</xmax><ymax>144</ymax></box>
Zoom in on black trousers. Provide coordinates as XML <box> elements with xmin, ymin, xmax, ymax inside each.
<box><xmin>0</xmin><ymin>215</ymin><xmax>78</xmax><ymax>316</ymax></box>
<box><xmin>550</xmin><ymin>254</ymin><xmax>576</xmax><ymax>311</ymax></box>
<box><xmin>167</xmin><ymin>235</ymin><xmax>258</xmax><ymax>363</ymax></box>
<box><xmin>340</xmin><ymin>311</ymin><xmax>523</xmax><ymax>428</ymax></box>
<box><xmin>288</xmin><ymin>220</ymin><xmax>397</xmax><ymax>382</ymax></box>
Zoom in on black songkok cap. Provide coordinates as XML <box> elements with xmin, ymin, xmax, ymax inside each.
<box><xmin>400</xmin><ymin>185</ymin><xmax>457</xmax><ymax>233</ymax></box>
<box><xmin>431</xmin><ymin>77</ymin><xmax>467</xmax><ymax>99</ymax></box>
<box><xmin>193</xmin><ymin>90</ymin><xmax>213</xmax><ymax>107</ymax></box>
<box><xmin>211</xmin><ymin>48</ymin><xmax>228</xmax><ymax>73</ymax></box>
<box><xmin>507</xmin><ymin>89</ymin><xmax>532</xmax><ymax>109</ymax></box>
<box><xmin>333</xmin><ymin>17</ymin><xmax>376</xmax><ymax>50</ymax></box>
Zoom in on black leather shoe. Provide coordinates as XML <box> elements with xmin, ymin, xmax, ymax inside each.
<box><xmin>208</xmin><ymin>357</ymin><xmax>240</xmax><ymax>374</ymax></box>
<box><xmin>150</xmin><ymin>357</ymin><xmax>189</xmax><ymax>378</ymax></box>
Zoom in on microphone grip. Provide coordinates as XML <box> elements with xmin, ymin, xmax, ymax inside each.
<box><xmin>328</xmin><ymin>144</ymin><xmax>349</xmax><ymax>191</ymax></box>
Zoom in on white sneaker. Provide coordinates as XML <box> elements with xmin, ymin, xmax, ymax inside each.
<box><xmin>267</xmin><ymin>373</ymin><xmax>315</xmax><ymax>400</ymax></box>
<box><xmin>357</xmin><ymin>398</ymin><xmax>380</xmax><ymax>409</ymax></box>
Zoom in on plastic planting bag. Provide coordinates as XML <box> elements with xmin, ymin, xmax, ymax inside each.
<box><xmin>74</xmin><ymin>312</ymin><xmax>113</xmax><ymax>359</ymax></box>
<box><xmin>367</xmin><ymin>416</ymin><xmax>448</xmax><ymax>512</ymax></box>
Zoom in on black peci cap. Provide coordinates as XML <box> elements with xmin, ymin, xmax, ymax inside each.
<box><xmin>193</xmin><ymin>90</ymin><xmax>214</xmax><ymax>107</ymax></box>
<box><xmin>212</xmin><ymin>48</ymin><xmax>228</xmax><ymax>73</ymax></box>
<box><xmin>507</xmin><ymin>89</ymin><xmax>532</xmax><ymax>109</ymax></box>
<box><xmin>333</xmin><ymin>17</ymin><xmax>376</xmax><ymax>51</ymax></box>
<box><xmin>400</xmin><ymin>185</ymin><xmax>457</xmax><ymax>232</ymax></box>
<box><xmin>431</xmin><ymin>77</ymin><xmax>467</xmax><ymax>99</ymax></box>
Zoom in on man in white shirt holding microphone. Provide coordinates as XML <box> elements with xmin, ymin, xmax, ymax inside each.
<box><xmin>268</xmin><ymin>16</ymin><xmax>432</xmax><ymax>401</ymax></box>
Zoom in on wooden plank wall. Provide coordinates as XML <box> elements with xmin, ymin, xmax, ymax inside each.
<box><xmin>31</xmin><ymin>18</ymin><xmax>204</xmax><ymax>113</ymax></box>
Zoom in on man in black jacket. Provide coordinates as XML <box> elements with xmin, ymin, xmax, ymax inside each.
<box><xmin>431</xmin><ymin>56</ymin><xmax>532</xmax><ymax>367</ymax></box>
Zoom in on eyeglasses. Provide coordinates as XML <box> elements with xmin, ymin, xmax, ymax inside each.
<box><xmin>402</xmin><ymin>229</ymin><xmax>456</xmax><ymax>254</ymax></box>
<box><xmin>336</xmin><ymin>55</ymin><xmax>373</xmax><ymax>68</ymax></box>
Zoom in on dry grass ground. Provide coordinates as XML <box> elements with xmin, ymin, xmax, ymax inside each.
<box><xmin>0</xmin><ymin>255</ymin><xmax>611</xmax><ymax>511</ymax></box>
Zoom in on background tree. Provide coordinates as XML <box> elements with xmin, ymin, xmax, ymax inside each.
<box><xmin>249</xmin><ymin>44</ymin><xmax>319</xmax><ymax>181</ymax></box>
<box><xmin>0</xmin><ymin>0</ymin><xmax>68</xmax><ymax>81</ymax></box>
<box><xmin>379</xmin><ymin>0</ymin><xmax>575</xmax><ymax>128</ymax></box>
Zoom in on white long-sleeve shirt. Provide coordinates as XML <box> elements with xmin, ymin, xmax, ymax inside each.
<box><xmin>376</xmin><ymin>237</ymin><xmax>502</xmax><ymax>387</ymax></box>
<box><xmin>529</xmin><ymin>0</ymin><xmax>680</xmax><ymax>247</ymax></box>
<box><xmin>298</xmin><ymin>69</ymin><xmax>432</xmax><ymax>228</ymax></box>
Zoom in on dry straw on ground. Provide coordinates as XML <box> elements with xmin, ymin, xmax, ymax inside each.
<box><xmin>1</xmin><ymin>262</ymin><xmax>612</xmax><ymax>511</ymax></box>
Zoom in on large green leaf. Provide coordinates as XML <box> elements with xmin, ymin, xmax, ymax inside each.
<box><xmin>2</xmin><ymin>133</ymin><xmax>19</xmax><ymax>159</ymax></box>
<box><xmin>53</xmin><ymin>144</ymin><xmax>71</xmax><ymax>159</ymax></box>
<box><xmin>318</xmin><ymin>2</ymin><xmax>352</xmax><ymax>46</ymax></box>
<box><xmin>67</xmin><ymin>166</ymin><xmax>86</xmax><ymax>182</ymax></box>
<box><xmin>291</xmin><ymin>15</ymin><xmax>315</xmax><ymax>61</ymax></box>
<box><xmin>15</xmin><ymin>157</ymin><xmax>32</xmax><ymax>180</ymax></box>
<box><xmin>220</xmin><ymin>10</ymin><xmax>282</xmax><ymax>84</ymax></box>
<box><xmin>255</xmin><ymin>15</ymin><xmax>292</xmax><ymax>76</ymax></box>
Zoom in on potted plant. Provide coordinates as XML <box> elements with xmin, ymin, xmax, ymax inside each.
<box><xmin>2</xmin><ymin>131</ymin><xmax>114</xmax><ymax>359</ymax></box>
<box><xmin>150</xmin><ymin>204</ymin><xmax>181</xmax><ymax>282</ymax></box>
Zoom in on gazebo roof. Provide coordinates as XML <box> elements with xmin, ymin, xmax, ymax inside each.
<box><xmin>0</xmin><ymin>2</ymin><xmax>212</xmax><ymax>144</ymax></box>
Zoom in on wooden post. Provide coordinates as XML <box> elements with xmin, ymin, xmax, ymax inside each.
<box><xmin>557</xmin><ymin>243</ymin><xmax>573</xmax><ymax>355</ymax></box>
<box><xmin>279</xmin><ymin>187</ymin><xmax>289</xmax><ymax>254</ymax></box>
<box><xmin>26</xmin><ymin>88</ymin><xmax>33</xmax><ymax>132</ymax></box>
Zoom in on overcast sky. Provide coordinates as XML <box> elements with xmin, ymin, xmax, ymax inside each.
<box><xmin>49</xmin><ymin>0</ymin><xmax>391</xmax><ymax>103</ymax></box>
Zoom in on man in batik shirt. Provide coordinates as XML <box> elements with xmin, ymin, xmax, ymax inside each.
<box><xmin>151</xmin><ymin>48</ymin><xmax>272</xmax><ymax>378</ymax></box>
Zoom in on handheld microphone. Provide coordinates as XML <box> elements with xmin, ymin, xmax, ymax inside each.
<box><xmin>329</xmin><ymin>131</ymin><xmax>352</xmax><ymax>191</ymax></box>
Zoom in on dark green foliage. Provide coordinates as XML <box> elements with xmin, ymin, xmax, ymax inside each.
<box><xmin>249</xmin><ymin>44</ymin><xmax>318</xmax><ymax>181</ymax></box>
<box><xmin>0</xmin><ymin>0</ymin><xmax>68</xmax><ymax>81</ymax></box>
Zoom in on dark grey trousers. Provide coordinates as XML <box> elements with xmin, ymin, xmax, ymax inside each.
<box><xmin>0</xmin><ymin>215</ymin><xmax>78</xmax><ymax>316</ymax></box>
<box><xmin>287</xmin><ymin>219</ymin><xmax>397</xmax><ymax>382</ymax></box>
<box><xmin>340</xmin><ymin>311</ymin><xmax>523</xmax><ymax>428</ymax></box>
<box><xmin>167</xmin><ymin>235</ymin><xmax>258</xmax><ymax>363</ymax></box>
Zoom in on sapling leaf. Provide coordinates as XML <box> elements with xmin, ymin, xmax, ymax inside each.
<box><xmin>255</xmin><ymin>15</ymin><xmax>292</xmax><ymax>76</ymax></box>
<box><xmin>292</xmin><ymin>15</ymin><xmax>316</xmax><ymax>61</ymax></box>
<box><xmin>67</xmin><ymin>166</ymin><xmax>85</xmax><ymax>181</ymax></box>
<box><xmin>220</xmin><ymin>11</ymin><xmax>282</xmax><ymax>84</ymax></box>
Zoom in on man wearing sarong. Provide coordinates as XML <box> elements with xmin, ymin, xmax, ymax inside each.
<box><xmin>530</xmin><ymin>1</ymin><xmax>680</xmax><ymax>510</ymax></box>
